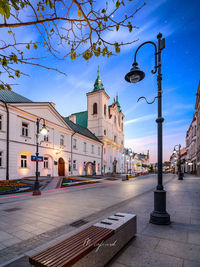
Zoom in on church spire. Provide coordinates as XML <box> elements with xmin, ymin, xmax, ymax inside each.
<box><xmin>116</xmin><ymin>93</ymin><xmax>122</xmax><ymax>112</ymax></box>
<box><xmin>93</xmin><ymin>66</ymin><xmax>104</xmax><ymax>92</ymax></box>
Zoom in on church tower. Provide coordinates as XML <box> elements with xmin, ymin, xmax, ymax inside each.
<box><xmin>87</xmin><ymin>68</ymin><xmax>110</xmax><ymax>138</ymax></box>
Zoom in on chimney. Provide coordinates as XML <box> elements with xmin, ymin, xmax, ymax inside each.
<box><xmin>69</xmin><ymin>114</ymin><xmax>76</xmax><ymax>124</ymax></box>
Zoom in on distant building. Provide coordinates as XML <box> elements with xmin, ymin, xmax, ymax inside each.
<box><xmin>195</xmin><ymin>81</ymin><xmax>200</xmax><ymax>176</ymax></box>
<box><xmin>122</xmin><ymin>149</ymin><xmax>149</xmax><ymax>174</ymax></box>
<box><xmin>186</xmin><ymin>112</ymin><xmax>197</xmax><ymax>174</ymax></box>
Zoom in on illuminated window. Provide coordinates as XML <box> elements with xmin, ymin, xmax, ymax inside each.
<box><xmin>44</xmin><ymin>157</ymin><xmax>49</xmax><ymax>169</ymax></box>
<box><xmin>21</xmin><ymin>155</ymin><xmax>27</xmax><ymax>168</ymax></box>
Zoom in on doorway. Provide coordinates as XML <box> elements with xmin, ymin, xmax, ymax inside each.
<box><xmin>58</xmin><ymin>158</ymin><xmax>65</xmax><ymax>176</ymax></box>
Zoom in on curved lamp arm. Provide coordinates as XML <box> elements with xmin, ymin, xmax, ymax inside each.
<box><xmin>134</xmin><ymin>41</ymin><xmax>158</xmax><ymax>74</ymax></box>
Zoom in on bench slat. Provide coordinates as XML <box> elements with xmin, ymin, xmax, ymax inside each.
<box><xmin>29</xmin><ymin>226</ymin><xmax>114</xmax><ymax>267</ymax></box>
<box><xmin>41</xmin><ymin>227</ymin><xmax>108</xmax><ymax>266</ymax></box>
<box><xmin>31</xmin><ymin>226</ymin><xmax>95</xmax><ymax>262</ymax></box>
<box><xmin>47</xmin><ymin>228</ymin><xmax>113</xmax><ymax>267</ymax></box>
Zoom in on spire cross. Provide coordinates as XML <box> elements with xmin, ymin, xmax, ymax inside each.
<box><xmin>97</xmin><ymin>66</ymin><xmax>100</xmax><ymax>76</ymax></box>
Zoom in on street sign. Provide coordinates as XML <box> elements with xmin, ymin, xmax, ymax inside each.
<box><xmin>31</xmin><ymin>156</ymin><xmax>44</xmax><ymax>162</ymax></box>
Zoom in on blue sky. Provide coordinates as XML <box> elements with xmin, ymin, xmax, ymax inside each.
<box><xmin>8</xmin><ymin>0</ymin><xmax>200</xmax><ymax>162</ymax></box>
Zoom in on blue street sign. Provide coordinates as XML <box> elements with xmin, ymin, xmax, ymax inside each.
<box><xmin>31</xmin><ymin>156</ymin><xmax>44</xmax><ymax>162</ymax></box>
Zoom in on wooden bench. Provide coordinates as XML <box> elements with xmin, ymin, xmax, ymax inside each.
<box><xmin>29</xmin><ymin>213</ymin><xmax>136</xmax><ymax>267</ymax></box>
<box><xmin>29</xmin><ymin>226</ymin><xmax>114</xmax><ymax>267</ymax></box>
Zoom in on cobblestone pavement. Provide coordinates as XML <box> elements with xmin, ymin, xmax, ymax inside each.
<box><xmin>0</xmin><ymin>174</ymin><xmax>179</xmax><ymax>266</ymax></box>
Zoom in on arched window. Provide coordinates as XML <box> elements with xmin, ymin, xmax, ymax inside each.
<box><xmin>93</xmin><ymin>103</ymin><xmax>97</xmax><ymax>114</ymax></box>
<box><xmin>104</xmin><ymin>104</ymin><xmax>107</xmax><ymax>116</ymax></box>
<box><xmin>104</xmin><ymin>129</ymin><xmax>106</xmax><ymax>135</ymax></box>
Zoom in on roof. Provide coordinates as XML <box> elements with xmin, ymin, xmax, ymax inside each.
<box><xmin>63</xmin><ymin>117</ymin><xmax>102</xmax><ymax>143</ymax></box>
<box><xmin>72</xmin><ymin>111</ymin><xmax>88</xmax><ymax>128</ymax></box>
<box><xmin>0</xmin><ymin>90</ymin><xmax>32</xmax><ymax>103</ymax></box>
<box><xmin>93</xmin><ymin>68</ymin><xmax>104</xmax><ymax>92</ymax></box>
<box><xmin>116</xmin><ymin>95</ymin><xmax>122</xmax><ymax>112</ymax></box>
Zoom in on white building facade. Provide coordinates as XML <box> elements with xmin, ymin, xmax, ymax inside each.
<box><xmin>0</xmin><ymin>92</ymin><xmax>103</xmax><ymax>180</ymax></box>
<box><xmin>0</xmin><ymin>71</ymin><xmax>125</xmax><ymax>180</ymax></box>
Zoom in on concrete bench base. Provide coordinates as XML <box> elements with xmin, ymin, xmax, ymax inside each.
<box><xmin>72</xmin><ymin>213</ymin><xmax>136</xmax><ymax>267</ymax></box>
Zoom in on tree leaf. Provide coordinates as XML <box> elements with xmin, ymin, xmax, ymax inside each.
<box><xmin>78</xmin><ymin>9</ymin><xmax>82</xmax><ymax>18</ymax></box>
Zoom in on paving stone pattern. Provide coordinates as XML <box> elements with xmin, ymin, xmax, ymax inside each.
<box><xmin>0</xmin><ymin>174</ymin><xmax>200</xmax><ymax>266</ymax></box>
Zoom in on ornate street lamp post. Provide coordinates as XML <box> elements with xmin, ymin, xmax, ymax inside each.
<box><xmin>173</xmin><ymin>144</ymin><xmax>183</xmax><ymax>180</ymax></box>
<box><xmin>125</xmin><ymin>33</ymin><xmax>170</xmax><ymax>225</ymax></box>
<box><xmin>33</xmin><ymin>118</ymin><xmax>48</xmax><ymax>196</ymax></box>
<box><xmin>129</xmin><ymin>148</ymin><xmax>133</xmax><ymax>174</ymax></box>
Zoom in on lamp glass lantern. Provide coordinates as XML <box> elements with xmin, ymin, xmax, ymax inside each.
<box><xmin>40</xmin><ymin>124</ymin><xmax>48</xmax><ymax>135</ymax></box>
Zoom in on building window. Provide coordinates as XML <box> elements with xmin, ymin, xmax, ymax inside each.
<box><xmin>73</xmin><ymin>160</ymin><xmax>77</xmax><ymax>170</ymax></box>
<box><xmin>118</xmin><ymin>115</ymin><xmax>120</xmax><ymax>126</ymax></box>
<box><xmin>44</xmin><ymin>157</ymin><xmax>49</xmax><ymax>169</ymax></box>
<box><xmin>104</xmin><ymin>129</ymin><xmax>106</xmax><ymax>135</ymax></box>
<box><xmin>114</xmin><ymin>116</ymin><xmax>116</xmax><ymax>123</ymax></box>
<box><xmin>0</xmin><ymin>151</ymin><xmax>2</xmax><ymax>167</ymax></box>
<box><xmin>104</xmin><ymin>104</ymin><xmax>107</xmax><ymax>116</ymax></box>
<box><xmin>0</xmin><ymin>115</ymin><xmax>2</xmax><ymax>130</ymax></box>
<box><xmin>92</xmin><ymin>145</ymin><xmax>94</xmax><ymax>154</ymax></box>
<box><xmin>44</xmin><ymin>135</ymin><xmax>49</xmax><ymax>142</ymax></box>
<box><xmin>98</xmin><ymin>163</ymin><xmax>100</xmax><ymax>172</ymax></box>
<box><xmin>83</xmin><ymin>142</ymin><xmax>87</xmax><ymax>152</ymax></box>
<box><xmin>93</xmin><ymin>103</ymin><xmax>97</xmax><ymax>114</ymax></box>
<box><xmin>114</xmin><ymin>135</ymin><xmax>117</xmax><ymax>142</ymax></box>
<box><xmin>121</xmin><ymin>123</ymin><xmax>123</xmax><ymax>130</ymax></box>
<box><xmin>73</xmin><ymin>138</ymin><xmax>77</xmax><ymax>149</ymax></box>
<box><xmin>21</xmin><ymin>155</ymin><xmax>27</xmax><ymax>168</ymax></box>
<box><xmin>60</xmin><ymin>135</ymin><xmax>64</xmax><ymax>146</ymax></box>
<box><xmin>22</xmin><ymin>122</ymin><xmax>28</xmax><ymax>137</ymax></box>
<box><xmin>104</xmin><ymin>148</ymin><xmax>106</xmax><ymax>154</ymax></box>
<box><xmin>98</xmin><ymin>147</ymin><xmax>100</xmax><ymax>155</ymax></box>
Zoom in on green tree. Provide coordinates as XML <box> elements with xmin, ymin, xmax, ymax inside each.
<box><xmin>0</xmin><ymin>0</ymin><xmax>146</xmax><ymax>90</ymax></box>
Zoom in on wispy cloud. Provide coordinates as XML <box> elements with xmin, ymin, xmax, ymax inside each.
<box><xmin>125</xmin><ymin>113</ymin><xmax>156</xmax><ymax>125</ymax></box>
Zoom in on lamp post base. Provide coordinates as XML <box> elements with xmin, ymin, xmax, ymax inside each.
<box><xmin>150</xmin><ymin>190</ymin><xmax>171</xmax><ymax>225</ymax></box>
<box><xmin>32</xmin><ymin>180</ymin><xmax>41</xmax><ymax>196</ymax></box>
<box><xmin>32</xmin><ymin>190</ymin><xmax>41</xmax><ymax>196</ymax></box>
<box><xmin>178</xmin><ymin>172</ymin><xmax>183</xmax><ymax>180</ymax></box>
